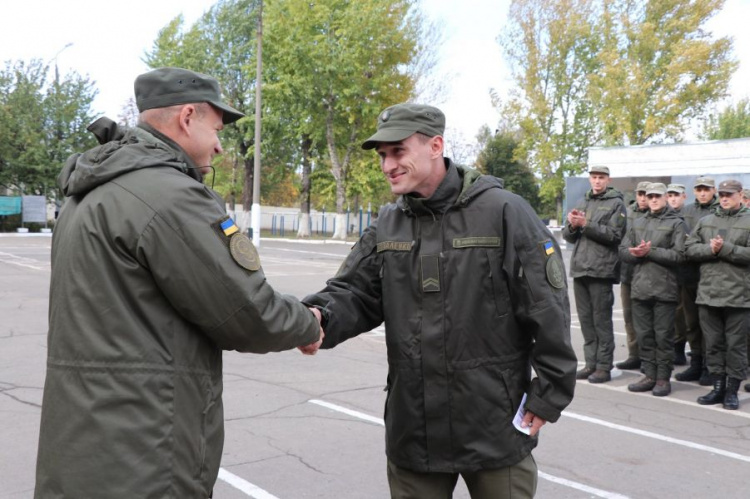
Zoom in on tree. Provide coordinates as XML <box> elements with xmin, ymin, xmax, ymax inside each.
<box><xmin>265</xmin><ymin>0</ymin><xmax>422</xmax><ymax>239</ymax></box>
<box><xmin>0</xmin><ymin>59</ymin><xmax>98</xmax><ymax>199</ymax></box>
<box><xmin>475</xmin><ymin>128</ymin><xmax>540</xmax><ymax>210</ymax></box>
<box><xmin>500</xmin><ymin>0</ymin><xmax>600</xmax><ymax>222</ymax></box>
<box><xmin>592</xmin><ymin>0</ymin><xmax>736</xmax><ymax>145</ymax></box>
<box><xmin>703</xmin><ymin>98</ymin><xmax>750</xmax><ymax>140</ymax></box>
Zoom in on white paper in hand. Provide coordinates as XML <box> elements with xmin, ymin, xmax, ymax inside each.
<box><xmin>512</xmin><ymin>393</ymin><xmax>530</xmax><ymax>435</ymax></box>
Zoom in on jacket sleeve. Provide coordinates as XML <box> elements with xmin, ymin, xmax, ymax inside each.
<box><xmin>647</xmin><ymin>221</ymin><xmax>687</xmax><ymax>267</ymax></box>
<box><xmin>717</xmin><ymin>240</ymin><xmax>750</xmax><ymax>265</ymax></box>
<box><xmin>502</xmin><ymin>197</ymin><xmax>577</xmax><ymax>423</ymax></box>
<box><xmin>136</xmin><ymin>186</ymin><xmax>320</xmax><ymax>354</ymax></box>
<box><xmin>579</xmin><ymin>199</ymin><xmax>627</xmax><ymax>246</ymax></box>
<box><xmin>561</xmin><ymin>202</ymin><xmax>582</xmax><ymax>243</ymax></box>
<box><xmin>302</xmin><ymin>223</ymin><xmax>384</xmax><ymax>348</ymax></box>
<box><xmin>685</xmin><ymin>221</ymin><xmax>717</xmax><ymax>262</ymax></box>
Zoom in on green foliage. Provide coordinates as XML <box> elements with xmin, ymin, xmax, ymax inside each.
<box><xmin>475</xmin><ymin>130</ymin><xmax>542</xmax><ymax>213</ymax></box>
<box><xmin>703</xmin><ymin>98</ymin><xmax>750</xmax><ymax>140</ymax></box>
<box><xmin>0</xmin><ymin>59</ymin><xmax>98</xmax><ymax>198</ymax></box>
<box><xmin>499</xmin><ymin>0</ymin><xmax>736</xmax><ymax>220</ymax></box>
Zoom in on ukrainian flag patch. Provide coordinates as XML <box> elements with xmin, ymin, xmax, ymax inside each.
<box><xmin>543</xmin><ymin>240</ymin><xmax>555</xmax><ymax>256</ymax></box>
<box><xmin>220</xmin><ymin>217</ymin><xmax>239</xmax><ymax>236</ymax></box>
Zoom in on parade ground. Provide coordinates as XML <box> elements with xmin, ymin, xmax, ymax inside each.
<box><xmin>2</xmin><ymin>235</ymin><xmax>749</xmax><ymax>498</ymax></box>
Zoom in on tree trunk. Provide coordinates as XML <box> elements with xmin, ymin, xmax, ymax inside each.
<box><xmin>239</xmin><ymin>139</ymin><xmax>253</xmax><ymax>233</ymax></box>
<box><xmin>297</xmin><ymin>135</ymin><xmax>312</xmax><ymax>238</ymax></box>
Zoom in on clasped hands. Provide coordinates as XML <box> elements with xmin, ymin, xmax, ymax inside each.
<box><xmin>628</xmin><ymin>239</ymin><xmax>652</xmax><ymax>258</ymax></box>
<box><xmin>710</xmin><ymin>235</ymin><xmax>724</xmax><ymax>255</ymax></box>
<box><xmin>567</xmin><ymin>209</ymin><xmax>586</xmax><ymax>229</ymax></box>
<box><xmin>299</xmin><ymin>307</ymin><xmax>325</xmax><ymax>355</ymax></box>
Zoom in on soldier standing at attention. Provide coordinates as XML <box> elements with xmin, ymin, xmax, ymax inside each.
<box><xmin>686</xmin><ymin>180</ymin><xmax>750</xmax><ymax>410</ymax></box>
<box><xmin>563</xmin><ymin>166</ymin><xmax>627</xmax><ymax>384</ymax></box>
<box><xmin>666</xmin><ymin>183</ymin><xmax>689</xmax><ymax>366</ymax></box>
<box><xmin>620</xmin><ymin>183</ymin><xmax>687</xmax><ymax>396</ymax></box>
<box><xmin>675</xmin><ymin>177</ymin><xmax>719</xmax><ymax>385</ymax></box>
<box><xmin>616</xmin><ymin>181</ymin><xmax>651</xmax><ymax>371</ymax></box>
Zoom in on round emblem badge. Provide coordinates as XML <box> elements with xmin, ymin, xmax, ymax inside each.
<box><xmin>381</xmin><ymin>110</ymin><xmax>390</xmax><ymax>122</ymax></box>
<box><xmin>229</xmin><ymin>233</ymin><xmax>261</xmax><ymax>271</ymax></box>
<box><xmin>545</xmin><ymin>256</ymin><xmax>565</xmax><ymax>289</ymax></box>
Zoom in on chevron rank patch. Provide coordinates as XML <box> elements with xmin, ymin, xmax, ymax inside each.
<box><xmin>420</xmin><ymin>254</ymin><xmax>440</xmax><ymax>293</ymax></box>
<box><xmin>229</xmin><ymin>233</ymin><xmax>261</xmax><ymax>271</ymax></box>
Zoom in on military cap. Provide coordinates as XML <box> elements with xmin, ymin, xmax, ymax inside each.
<box><xmin>742</xmin><ymin>188</ymin><xmax>750</xmax><ymax>199</ymax></box>
<box><xmin>646</xmin><ymin>182</ymin><xmax>667</xmax><ymax>196</ymax></box>
<box><xmin>589</xmin><ymin>165</ymin><xmax>610</xmax><ymax>176</ymax></box>
<box><xmin>362</xmin><ymin>103</ymin><xmax>445</xmax><ymax>150</ymax></box>
<box><xmin>635</xmin><ymin>181</ymin><xmax>651</xmax><ymax>193</ymax></box>
<box><xmin>135</xmin><ymin>67</ymin><xmax>244</xmax><ymax>124</ymax></box>
<box><xmin>667</xmin><ymin>183</ymin><xmax>686</xmax><ymax>194</ymax></box>
<box><xmin>717</xmin><ymin>179</ymin><xmax>742</xmax><ymax>194</ymax></box>
<box><xmin>693</xmin><ymin>176</ymin><xmax>715</xmax><ymax>188</ymax></box>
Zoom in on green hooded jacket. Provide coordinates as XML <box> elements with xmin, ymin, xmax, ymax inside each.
<box><xmin>685</xmin><ymin>205</ymin><xmax>750</xmax><ymax>308</ymax></box>
<box><xmin>562</xmin><ymin>187</ymin><xmax>627</xmax><ymax>282</ymax></box>
<box><xmin>35</xmin><ymin>120</ymin><xmax>319</xmax><ymax>498</ymax></box>
<box><xmin>304</xmin><ymin>161</ymin><xmax>577</xmax><ymax>473</ymax></box>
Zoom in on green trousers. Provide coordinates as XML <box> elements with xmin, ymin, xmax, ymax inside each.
<box><xmin>387</xmin><ymin>454</ymin><xmax>538</xmax><ymax>499</ymax></box>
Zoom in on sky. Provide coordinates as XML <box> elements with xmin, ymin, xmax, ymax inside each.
<box><xmin>1</xmin><ymin>0</ymin><xmax>749</xmax><ymax>145</ymax></box>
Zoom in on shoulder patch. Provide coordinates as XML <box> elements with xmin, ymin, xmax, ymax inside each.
<box><xmin>229</xmin><ymin>233</ymin><xmax>261</xmax><ymax>271</ymax></box>
<box><xmin>545</xmin><ymin>256</ymin><xmax>565</xmax><ymax>289</ymax></box>
<box><xmin>541</xmin><ymin>239</ymin><xmax>555</xmax><ymax>256</ymax></box>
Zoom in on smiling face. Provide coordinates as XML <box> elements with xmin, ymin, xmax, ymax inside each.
<box><xmin>375</xmin><ymin>133</ymin><xmax>445</xmax><ymax>197</ymax></box>
<box><xmin>182</xmin><ymin>104</ymin><xmax>225</xmax><ymax>174</ymax></box>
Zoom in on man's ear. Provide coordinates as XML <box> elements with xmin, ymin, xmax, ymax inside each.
<box><xmin>177</xmin><ymin>104</ymin><xmax>197</xmax><ymax>136</ymax></box>
<box><xmin>430</xmin><ymin>135</ymin><xmax>444</xmax><ymax>159</ymax></box>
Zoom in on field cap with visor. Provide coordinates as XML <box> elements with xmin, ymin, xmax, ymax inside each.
<box><xmin>694</xmin><ymin>176</ymin><xmax>715</xmax><ymax>188</ymax></box>
<box><xmin>718</xmin><ymin>179</ymin><xmax>742</xmax><ymax>194</ymax></box>
<box><xmin>362</xmin><ymin>103</ymin><xmax>445</xmax><ymax>150</ymax></box>
<box><xmin>667</xmin><ymin>183</ymin><xmax>686</xmax><ymax>194</ymax></box>
<box><xmin>135</xmin><ymin>67</ymin><xmax>245</xmax><ymax>124</ymax></box>
<box><xmin>636</xmin><ymin>181</ymin><xmax>651</xmax><ymax>193</ymax></box>
<box><xmin>589</xmin><ymin>165</ymin><xmax>610</xmax><ymax>175</ymax></box>
<box><xmin>646</xmin><ymin>183</ymin><xmax>667</xmax><ymax>196</ymax></box>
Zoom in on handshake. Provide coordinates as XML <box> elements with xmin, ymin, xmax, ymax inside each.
<box><xmin>299</xmin><ymin>307</ymin><xmax>325</xmax><ymax>355</ymax></box>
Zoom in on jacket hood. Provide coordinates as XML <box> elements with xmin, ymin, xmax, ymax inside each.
<box><xmin>586</xmin><ymin>186</ymin><xmax>623</xmax><ymax>201</ymax></box>
<box><xmin>59</xmin><ymin>121</ymin><xmax>198</xmax><ymax>197</ymax></box>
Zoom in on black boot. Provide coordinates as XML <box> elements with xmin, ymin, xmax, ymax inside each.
<box><xmin>723</xmin><ymin>378</ymin><xmax>741</xmax><ymax>410</ymax></box>
<box><xmin>699</xmin><ymin>367</ymin><xmax>712</xmax><ymax>386</ymax></box>
<box><xmin>697</xmin><ymin>375</ymin><xmax>726</xmax><ymax>405</ymax></box>
<box><xmin>676</xmin><ymin>354</ymin><xmax>702</xmax><ymax>382</ymax></box>
<box><xmin>674</xmin><ymin>341</ymin><xmax>687</xmax><ymax>366</ymax></box>
<box><xmin>745</xmin><ymin>383</ymin><xmax>750</xmax><ymax>393</ymax></box>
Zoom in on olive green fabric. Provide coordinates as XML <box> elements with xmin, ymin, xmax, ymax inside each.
<box><xmin>387</xmin><ymin>453</ymin><xmax>538</xmax><ymax>499</ymax></box>
<box><xmin>685</xmin><ymin>206</ymin><xmax>750</xmax><ymax>308</ymax></box>
<box><xmin>619</xmin><ymin>206</ymin><xmax>687</xmax><ymax>303</ymax></box>
<box><xmin>361</xmin><ymin>103</ymin><xmax>445</xmax><ymax>149</ymax></box>
<box><xmin>620</xmin><ymin>202</ymin><xmax>649</xmax><ymax>284</ymax></box>
<box><xmin>562</xmin><ymin>187</ymin><xmax>627</xmax><ymax>281</ymax></box>
<box><xmin>681</xmin><ymin>195</ymin><xmax>719</xmax><ymax>285</ymax></box>
<box><xmin>304</xmin><ymin>161</ymin><xmax>576</xmax><ymax>473</ymax></box>
<box><xmin>35</xmin><ymin>123</ymin><xmax>318</xmax><ymax>498</ymax></box>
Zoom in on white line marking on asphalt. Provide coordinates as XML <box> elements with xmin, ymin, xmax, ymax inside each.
<box><xmin>308</xmin><ymin>400</ymin><xmax>629</xmax><ymax>498</ymax></box>
<box><xmin>538</xmin><ymin>471</ymin><xmax>629</xmax><ymax>499</ymax></box>
<box><xmin>563</xmin><ymin>411</ymin><xmax>750</xmax><ymax>463</ymax></box>
<box><xmin>218</xmin><ymin>468</ymin><xmax>280</xmax><ymax>499</ymax></box>
<box><xmin>309</xmin><ymin>399</ymin><xmax>385</xmax><ymax>426</ymax></box>
<box><xmin>0</xmin><ymin>251</ymin><xmax>47</xmax><ymax>270</ymax></box>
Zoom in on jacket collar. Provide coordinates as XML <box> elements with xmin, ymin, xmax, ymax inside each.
<box><xmin>401</xmin><ymin>159</ymin><xmax>461</xmax><ymax>216</ymax></box>
<box><xmin>137</xmin><ymin>123</ymin><xmax>203</xmax><ymax>182</ymax></box>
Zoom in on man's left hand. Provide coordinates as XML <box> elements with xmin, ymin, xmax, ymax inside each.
<box><xmin>521</xmin><ymin>410</ymin><xmax>547</xmax><ymax>437</ymax></box>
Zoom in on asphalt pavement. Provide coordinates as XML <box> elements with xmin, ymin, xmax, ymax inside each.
<box><xmin>1</xmin><ymin>234</ymin><xmax>749</xmax><ymax>498</ymax></box>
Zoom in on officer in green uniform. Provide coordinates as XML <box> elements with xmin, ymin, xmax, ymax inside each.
<box><xmin>686</xmin><ymin>179</ymin><xmax>750</xmax><ymax>410</ymax></box>
<box><xmin>35</xmin><ymin>68</ymin><xmax>322</xmax><ymax>498</ymax></box>
<box><xmin>616</xmin><ymin>181</ymin><xmax>651</xmax><ymax>371</ymax></box>
<box><xmin>620</xmin><ymin>183</ymin><xmax>687</xmax><ymax>396</ymax></box>
<box><xmin>563</xmin><ymin>166</ymin><xmax>627</xmax><ymax>383</ymax></box>
<box><xmin>303</xmin><ymin>103</ymin><xmax>577</xmax><ymax>499</ymax></box>
<box><xmin>666</xmin><ymin>183</ymin><xmax>689</xmax><ymax>365</ymax></box>
<box><xmin>675</xmin><ymin>176</ymin><xmax>719</xmax><ymax>385</ymax></box>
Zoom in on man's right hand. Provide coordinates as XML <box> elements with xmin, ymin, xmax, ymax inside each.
<box><xmin>299</xmin><ymin>308</ymin><xmax>325</xmax><ymax>355</ymax></box>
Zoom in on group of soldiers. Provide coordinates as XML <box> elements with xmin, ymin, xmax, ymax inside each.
<box><xmin>563</xmin><ymin>166</ymin><xmax>750</xmax><ymax>410</ymax></box>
